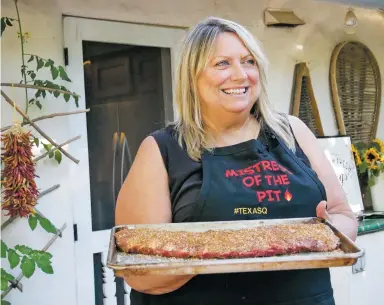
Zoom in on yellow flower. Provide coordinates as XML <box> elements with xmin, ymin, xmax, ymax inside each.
<box><xmin>373</xmin><ymin>138</ymin><xmax>384</xmax><ymax>153</ymax></box>
<box><xmin>364</xmin><ymin>148</ymin><xmax>380</xmax><ymax>168</ymax></box>
<box><xmin>351</xmin><ymin>144</ymin><xmax>362</xmax><ymax>165</ymax></box>
<box><xmin>369</xmin><ymin>163</ymin><xmax>378</xmax><ymax>170</ymax></box>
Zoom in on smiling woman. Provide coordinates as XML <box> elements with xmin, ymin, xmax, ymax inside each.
<box><xmin>115</xmin><ymin>16</ymin><xmax>357</xmax><ymax>305</ymax></box>
<box><xmin>174</xmin><ymin>17</ymin><xmax>295</xmax><ymax>160</ymax></box>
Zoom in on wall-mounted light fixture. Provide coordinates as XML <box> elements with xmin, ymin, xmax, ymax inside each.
<box><xmin>344</xmin><ymin>8</ymin><xmax>358</xmax><ymax>34</ymax></box>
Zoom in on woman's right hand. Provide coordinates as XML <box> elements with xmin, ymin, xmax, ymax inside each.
<box><xmin>115</xmin><ymin>136</ymin><xmax>193</xmax><ymax>294</ymax></box>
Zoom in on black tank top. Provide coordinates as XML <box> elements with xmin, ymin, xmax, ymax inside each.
<box><xmin>151</xmin><ymin>125</ymin><xmax>312</xmax><ymax>223</ymax></box>
<box><xmin>130</xmin><ymin>124</ymin><xmax>335</xmax><ymax>305</ymax></box>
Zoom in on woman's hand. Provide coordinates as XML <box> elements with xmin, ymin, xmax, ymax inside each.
<box><xmin>316</xmin><ymin>200</ymin><xmax>332</xmax><ymax>222</ymax></box>
<box><xmin>288</xmin><ymin>116</ymin><xmax>358</xmax><ymax>241</ymax></box>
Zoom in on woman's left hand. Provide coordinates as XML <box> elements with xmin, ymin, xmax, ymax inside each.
<box><xmin>316</xmin><ymin>201</ymin><xmax>333</xmax><ymax>223</ymax></box>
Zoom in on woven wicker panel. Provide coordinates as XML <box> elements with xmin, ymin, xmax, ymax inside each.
<box><xmin>298</xmin><ymin>76</ymin><xmax>319</xmax><ymax>136</ymax></box>
<box><xmin>290</xmin><ymin>63</ymin><xmax>324</xmax><ymax>136</ymax></box>
<box><xmin>331</xmin><ymin>41</ymin><xmax>381</xmax><ymax>143</ymax></box>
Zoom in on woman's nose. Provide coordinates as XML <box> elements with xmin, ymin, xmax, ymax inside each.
<box><xmin>230</xmin><ymin>63</ymin><xmax>247</xmax><ymax>81</ymax></box>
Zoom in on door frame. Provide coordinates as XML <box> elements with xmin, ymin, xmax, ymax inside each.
<box><xmin>63</xmin><ymin>16</ymin><xmax>186</xmax><ymax>305</ymax></box>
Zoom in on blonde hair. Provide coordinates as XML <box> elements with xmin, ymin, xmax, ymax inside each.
<box><xmin>174</xmin><ymin>16</ymin><xmax>295</xmax><ymax>160</ymax></box>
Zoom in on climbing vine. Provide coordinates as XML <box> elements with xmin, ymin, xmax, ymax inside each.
<box><xmin>1</xmin><ymin>1</ymin><xmax>83</xmax><ymax>304</ymax></box>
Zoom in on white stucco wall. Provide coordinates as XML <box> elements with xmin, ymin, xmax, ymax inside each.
<box><xmin>1</xmin><ymin>0</ymin><xmax>383</xmax><ymax>305</ymax></box>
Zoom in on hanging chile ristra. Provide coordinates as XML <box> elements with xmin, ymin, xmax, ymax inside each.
<box><xmin>1</xmin><ymin>124</ymin><xmax>39</xmax><ymax>217</ymax></box>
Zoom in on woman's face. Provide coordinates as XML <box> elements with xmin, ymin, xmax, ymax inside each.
<box><xmin>197</xmin><ymin>32</ymin><xmax>261</xmax><ymax>117</ymax></box>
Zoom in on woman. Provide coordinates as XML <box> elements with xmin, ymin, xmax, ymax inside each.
<box><xmin>115</xmin><ymin>17</ymin><xmax>358</xmax><ymax>305</ymax></box>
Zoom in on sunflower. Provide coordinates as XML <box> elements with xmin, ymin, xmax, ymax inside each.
<box><xmin>351</xmin><ymin>144</ymin><xmax>362</xmax><ymax>165</ymax></box>
<box><xmin>364</xmin><ymin>147</ymin><xmax>380</xmax><ymax>169</ymax></box>
<box><xmin>373</xmin><ymin>138</ymin><xmax>384</xmax><ymax>153</ymax></box>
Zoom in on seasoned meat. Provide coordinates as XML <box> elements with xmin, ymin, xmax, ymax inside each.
<box><xmin>115</xmin><ymin>223</ymin><xmax>340</xmax><ymax>259</ymax></box>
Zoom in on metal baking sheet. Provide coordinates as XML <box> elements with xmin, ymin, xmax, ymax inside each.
<box><xmin>106</xmin><ymin>217</ymin><xmax>364</xmax><ymax>275</ymax></box>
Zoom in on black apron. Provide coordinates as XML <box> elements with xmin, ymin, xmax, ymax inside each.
<box><xmin>131</xmin><ymin>132</ymin><xmax>335</xmax><ymax>305</ymax></box>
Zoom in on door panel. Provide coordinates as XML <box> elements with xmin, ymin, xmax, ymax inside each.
<box><xmin>84</xmin><ymin>42</ymin><xmax>167</xmax><ymax>305</ymax></box>
<box><xmin>64</xmin><ymin>16</ymin><xmax>185</xmax><ymax>305</ymax></box>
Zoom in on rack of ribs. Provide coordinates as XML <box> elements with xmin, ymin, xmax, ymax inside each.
<box><xmin>115</xmin><ymin>223</ymin><xmax>341</xmax><ymax>259</ymax></box>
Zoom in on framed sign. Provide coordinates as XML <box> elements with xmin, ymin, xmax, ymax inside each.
<box><xmin>317</xmin><ymin>136</ymin><xmax>364</xmax><ymax>214</ymax></box>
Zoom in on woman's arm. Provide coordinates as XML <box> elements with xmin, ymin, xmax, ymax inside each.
<box><xmin>288</xmin><ymin>116</ymin><xmax>358</xmax><ymax>241</ymax></box>
<box><xmin>115</xmin><ymin>136</ymin><xmax>194</xmax><ymax>294</ymax></box>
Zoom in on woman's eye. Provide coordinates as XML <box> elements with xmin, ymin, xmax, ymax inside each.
<box><xmin>245</xmin><ymin>59</ymin><xmax>256</xmax><ymax>65</ymax></box>
<box><xmin>215</xmin><ymin>60</ymin><xmax>229</xmax><ymax>67</ymax></box>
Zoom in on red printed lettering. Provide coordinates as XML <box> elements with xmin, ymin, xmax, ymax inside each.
<box><xmin>281</xmin><ymin>174</ymin><xmax>290</xmax><ymax>185</ymax></box>
<box><xmin>273</xmin><ymin>190</ymin><xmax>281</xmax><ymax>201</ymax></box>
<box><xmin>278</xmin><ymin>165</ymin><xmax>293</xmax><ymax>175</ymax></box>
<box><xmin>264</xmin><ymin>175</ymin><xmax>273</xmax><ymax>185</ymax></box>
<box><xmin>254</xmin><ymin>175</ymin><xmax>262</xmax><ymax>186</ymax></box>
<box><xmin>242</xmin><ymin>176</ymin><xmax>254</xmax><ymax>188</ymax></box>
<box><xmin>242</xmin><ymin>175</ymin><xmax>262</xmax><ymax>188</ymax></box>
<box><xmin>252</xmin><ymin>162</ymin><xmax>262</xmax><ymax>173</ymax></box>
<box><xmin>257</xmin><ymin>191</ymin><xmax>267</xmax><ymax>202</ymax></box>
<box><xmin>226</xmin><ymin>169</ymin><xmax>238</xmax><ymax>178</ymax></box>
<box><xmin>261</xmin><ymin>160</ymin><xmax>272</xmax><ymax>171</ymax></box>
<box><xmin>257</xmin><ymin>190</ymin><xmax>282</xmax><ymax>202</ymax></box>
<box><xmin>266</xmin><ymin>190</ymin><xmax>274</xmax><ymax>201</ymax></box>
<box><xmin>273</xmin><ymin>175</ymin><xmax>283</xmax><ymax>185</ymax></box>
<box><xmin>243</xmin><ymin>167</ymin><xmax>254</xmax><ymax>175</ymax></box>
<box><xmin>271</xmin><ymin>161</ymin><xmax>280</xmax><ymax>171</ymax></box>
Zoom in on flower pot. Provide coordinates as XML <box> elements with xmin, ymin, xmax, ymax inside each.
<box><xmin>371</xmin><ymin>177</ymin><xmax>384</xmax><ymax>212</ymax></box>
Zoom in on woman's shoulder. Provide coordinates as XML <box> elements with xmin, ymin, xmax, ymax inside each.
<box><xmin>150</xmin><ymin>124</ymin><xmax>179</xmax><ymax>148</ymax></box>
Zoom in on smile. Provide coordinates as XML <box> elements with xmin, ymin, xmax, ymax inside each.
<box><xmin>221</xmin><ymin>87</ymin><xmax>249</xmax><ymax>95</ymax></box>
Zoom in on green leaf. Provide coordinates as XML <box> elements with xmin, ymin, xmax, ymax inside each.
<box><xmin>1</xmin><ymin>300</ymin><xmax>11</xmax><ymax>305</ymax></box>
<box><xmin>30</xmin><ymin>250</ymin><xmax>52</xmax><ymax>261</ymax></box>
<box><xmin>1</xmin><ymin>241</ymin><xmax>7</xmax><ymax>258</ymax></box>
<box><xmin>28</xmin><ymin>98</ymin><xmax>35</xmax><ymax>105</ymax></box>
<box><xmin>373</xmin><ymin>169</ymin><xmax>380</xmax><ymax>177</ymax></box>
<box><xmin>36</xmin><ymin>100</ymin><xmax>42</xmax><ymax>110</ymax></box>
<box><xmin>37</xmin><ymin>59</ymin><xmax>44</xmax><ymax>70</ymax></box>
<box><xmin>45</xmin><ymin>59</ymin><xmax>54</xmax><ymax>67</ymax></box>
<box><xmin>74</xmin><ymin>95</ymin><xmax>79</xmax><ymax>107</ymax></box>
<box><xmin>36</xmin><ymin>215</ymin><xmax>57</xmax><ymax>234</ymax></box>
<box><xmin>35</xmin><ymin>90</ymin><xmax>42</xmax><ymax>98</ymax></box>
<box><xmin>27</xmin><ymin>55</ymin><xmax>34</xmax><ymax>63</ymax></box>
<box><xmin>7</xmin><ymin>249</ymin><xmax>20</xmax><ymax>269</ymax></box>
<box><xmin>43</xmin><ymin>143</ymin><xmax>52</xmax><ymax>151</ymax></box>
<box><xmin>50</xmin><ymin>66</ymin><xmax>59</xmax><ymax>80</ymax></box>
<box><xmin>368</xmin><ymin>178</ymin><xmax>376</xmax><ymax>187</ymax></box>
<box><xmin>21</xmin><ymin>256</ymin><xmax>35</xmax><ymax>279</ymax></box>
<box><xmin>1</xmin><ymin>18</ymin><xmax>6</xmax><ymax>36</ymax></box>
<box><xmin>31</xmin><ymin>72</ymin><xmax>36</xmax><ymax>80</ymax></box>
<box><xmin>36</xmin><ymin>258</ymin><xmax>54</xmax><ymax>274</ymax></box>
<box><xmin>42</xmin><ymin>90</ymin><xmax>46</xmax><ymax>98</ymax></box>
<box><xmin>15</xmin><ymin>245</ymin><xmax>32</xmax><ymax>255</ymax></box>
<box><xmin>58</xmin><ymin>66</ymin><xmax>71</xmax><ymax>82</ymax></box>
<box><xmin>49</xmin><ymin>151</ymin><xmax>54</xmax><ymax>158</ymax></box>
<box><xmin>1</xmin><ymin>278</ymin><xmax>8</xmax><ymax>291</ymax></box>
<box><xmin>372</xmin><ymin>142</ymin><xmax>381</xmax><ymax>152</ymax></box>
<box><xmin>33</xmin><ymin>137</ymin><xmax>39</xmax><ymax>147</ymax></box>
<box><xmin>6</xmin><ymin>18</ymin><xmax>13</xmax><ymax>27</ymax></box>
<box><xmin>53</xmin><ymin>90</ymin><xmax>60</xmax><ymax>98</ymax></box>
<box><xmin>64</xmin><ymin>93</ymin><xmax>70</xmax><ymax>102</ymax></box>
<box><xmin>28</xmin><ymin>215</ymin><xmax>38</xmax><ymax>230</ymax></box>
<box><xmin>55</xmin><ymin>150</ymin><xmax>62</xmax><ymax>164</ymax></box>
<box><xmin>1</xmin><ymin>268</ymin><xmax>15</xmax><ymax>281</ymax></box>
<box><xmin>358</xmin><ymin>163</ymin><xmax>368</xmax><ymax>174</ymax></box>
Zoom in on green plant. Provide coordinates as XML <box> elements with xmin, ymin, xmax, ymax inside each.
<box><xmin>1</xmin><ymin>1</ymin><xmax>81</xmax><ymax>303</ymax></box>
<box><xmin>351</xmin><ymin>138</ymin><xmax>384</xmax><ymax>191</ymax></box>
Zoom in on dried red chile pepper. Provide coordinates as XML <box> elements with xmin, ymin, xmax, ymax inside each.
<box><xmin>1</xmin><ymin>125</ymin><xmax>39</xmax><ymax>217</ymax></box>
